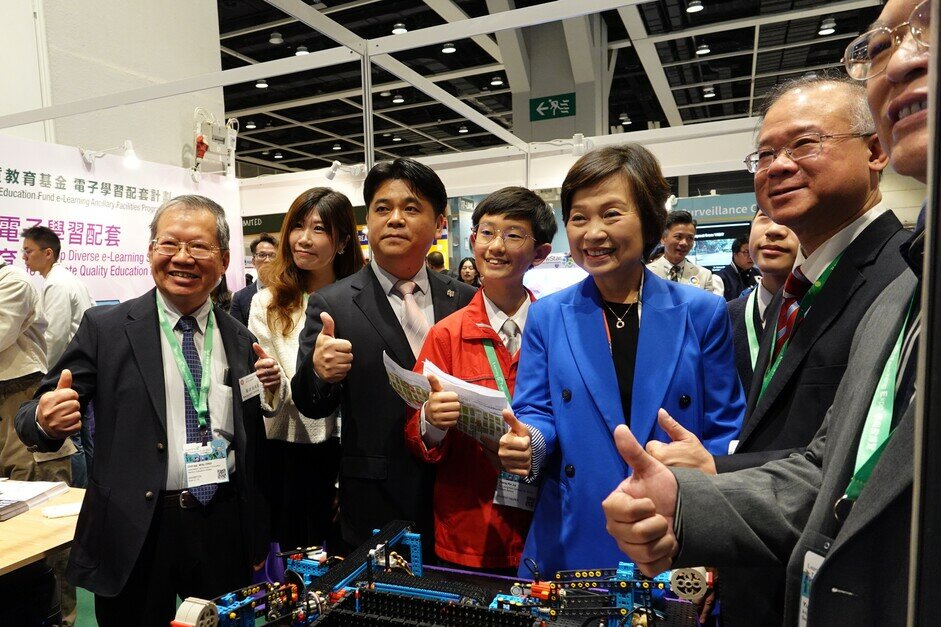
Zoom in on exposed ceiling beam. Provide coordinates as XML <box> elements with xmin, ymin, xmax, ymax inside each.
<box><xmin>338</xmin><ymin>97</ymin><xmax>461</xmax><ymax>153</ymax></box>
<box><xmin>672</xmin><ymin>62</ymin><xmax>843</xmax><ymax>91</ymax></box>
<box><xmin>485</xmin><ymin>0</ymin><xmax>531</xmax><ymax>93</ymax></box>
<box><xmin>422</xmin><ymin>0</ymin><xmax>502</xmax><ymax>63</ymax></box>
<box><xmin>562</xmin><ymin>16</ymin><xmax>596</xmax><ymax>84</ymax></box>
<box><xmin>662</xmin><ymin>32</ymin><xmax>859</xmax><ymax>69</ymax></box>
<box><xmin>237</xmin><ymin>155</ymin><xmax>303</xmax><ymax>172</ymax></box>
<box><xmin>678</xmin><ymin>96</ymin><xmax>752</xmax><ymax>110</ymax></box>
<box><xmin>263</xmin><ymin>0</ymin><xmax>366</xmax><ymax>54</ymax></box>
<box><xmin>221</xmin><ymin>0</ymin><xmax>385</xmax><ymax>40</ymax></box>
<box><xmin>618</xmin><ymin>5</ymin><xmax>682</xmax><ymax>126</ymax></box>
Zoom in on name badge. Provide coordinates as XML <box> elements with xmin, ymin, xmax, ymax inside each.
<box><xmin>184</xmin><ymin>438</ymin><xmax>230</xmax><ymax>488</ymax></box>
<box><xmin>238</xmin><ymin>372</ymin><xmax>262</xmax><ymax>401</ymax></box>
<box><xmin>493</xmin><ymin>471</ymin><xmax>537</xmax><ymax>511</ymax></box>
<box><xmin>798</xmin><ymin>550</ymin><xmax>826</xmax><ymax>627</ymax></box>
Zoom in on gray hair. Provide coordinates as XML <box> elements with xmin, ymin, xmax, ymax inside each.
<box><xmin>755</xmin><ymin>73</ymin><xmax>876</xmax><ymax>142</ymax></box>
<box><xmin>149</xmin><ymin>194</ymin><xmax>230</xmax><ymax>251</ymax></box>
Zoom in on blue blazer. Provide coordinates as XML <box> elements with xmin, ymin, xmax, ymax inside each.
<box><xmin>513</xmin><ymin>269</ymin><xmax>745</xmax><ymax>577</ymax></box>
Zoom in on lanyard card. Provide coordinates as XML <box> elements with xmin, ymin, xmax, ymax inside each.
<box><xmin>493</xmin><ymin>471</ymin><xmax>537</xmax><ymax>511</ymax></box>
<box><xmin>798</xmin><ymin>550</ymin><xmax>825</xmax><ymax>627</ymax></box>
<box><xmin>184</xmin><ymin>438</ymin><xmax>229</xmax><ymax>488</ymax></box>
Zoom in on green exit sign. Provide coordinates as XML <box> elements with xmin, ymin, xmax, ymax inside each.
<box><xmin>530</xmin><ymin>93</ymin><xmax>576</xmax><ymax>121</ymax></box>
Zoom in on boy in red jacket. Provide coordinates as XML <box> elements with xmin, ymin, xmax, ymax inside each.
<box><xmin>404</xmin><ymin>187</ymin><xmax>555</xmax><ymax>571</ymax></box>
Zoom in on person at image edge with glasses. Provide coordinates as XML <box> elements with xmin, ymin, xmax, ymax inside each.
<box><xmin>602</xmin><ymin>0</ymin><xmax>932</xmax><ymax>624</ymax></box>
<box><xmin>230</xmin><ymin>233</ymin><xmax>278</xmax><ymax>326</ymax></box>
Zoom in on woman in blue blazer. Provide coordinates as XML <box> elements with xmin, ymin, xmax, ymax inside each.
<box><xmin>500</xmin><ymin>145</ymin><xmax>745</xmax><ymax>578</ymax></box>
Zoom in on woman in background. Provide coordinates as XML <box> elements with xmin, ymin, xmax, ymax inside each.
<box><xmin>457</xmin><ymin>256</ymin><xmax>480</xmax><ymax>287</ymax></box>
<box><xmin>250</xmin><ymin>187</ymin><xmax>364</xmax><ymax>551</ymax></box>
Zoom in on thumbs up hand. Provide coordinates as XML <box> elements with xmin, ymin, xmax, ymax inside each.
<box><xmin>645</xmin><ymin>409</ymin><xmax>717</xmax><ymax>475</ymax></box>
<box><xmin>498</xmin><ymin>409</ymin><xmax>532</xmax><ymax>477</ymax></box>
<box><xmin>36</xmin><ymin>369</ymin><xmax>82</xmax><ymax>439</ymax></box>
<box><xmin>252</xmin><ymin>342</ymin><xmax>282</xmax><ymax>394</ymax></box>
<box><xmin>602</xmin><ymin>424</ymin><xmax>679</xmax><ymax>577</ymax></box>
<box><xmin>425</xmin><ymin>374</ymin><xmax>461</xmax><ymax>430</ymax></box>
<box><xmin>313</xmin><ymin>312</ymin><xmax>353</xmax><ymax>383</ymax></box>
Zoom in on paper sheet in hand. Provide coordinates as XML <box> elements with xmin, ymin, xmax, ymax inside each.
<box><xmin>382</xmin><ymin>351</ymin><xmax>431</xmax><ymax>409</ymax></box>
<box><xmin>421</xmin><ymin>360</ymin><xmax>509</xmax><ymax>444</ymax></box>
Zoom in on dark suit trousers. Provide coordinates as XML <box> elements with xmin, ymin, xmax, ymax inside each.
<box><xmin>94</xmin><ymin>486</ymin><xmax>247</xmax><ymax>627</ymax></box>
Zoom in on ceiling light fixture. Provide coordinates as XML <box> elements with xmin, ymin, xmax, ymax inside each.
<box><xmin>458</xmin><ymin>125</ymin><xmax>468</xmax><ymax>134</ymax></box>
<box><xmin>618</xmin><ymin>112</ymin><xmax>632</xmax><ymax>125</ymax></box>
<box><xmin>332</xmin><ymin>143</ymin><xmax>342</xmax><ymax>151</ymax></box>
<box><xmin>490</xmin><ymin>75</ymin><xmax>504</xmax><ymax>86</ymax></box>
<box><xmin>442</xmin><ymin>42</ymin><xmax>456</xmax><ymax>54</ymax></box>
<box><xmin>269</xmin><ymin>31</ymin><xmax>283</xmax><ymax>45</ymax></box>
<box><xmin>274</xmin><ymin>152</ymin><xmax>283</xmax><ymax>159</ymax></box>
<box><xmin>245</xmin><ymin>120</ymin><xmax>257</xmax><ymax>130</ymax></box>
<box><xmin>295</xmin><ymin>46</ymin><xmax>309</xmax><ymax>56</ymax></box>
<box><xmin>392</xmin><ymin>22</ymin><xmax>407</xmax><ymax>35</ymax></box>
<box><xmin>255</xmin><ymin>78</ymin><xmax>268</xmax><ymax>89</ymax></box>
<box><xmin>391</xmin><ymin>93</ymin><xmax>404</xmax><ymax>104</ymax></box>
<box><xmin>392</xmin><ymin>135</ymin><xmax>402</xmax><ymax>142</ymax></box>
<box><xmin>818</xmin><ymin>17</ymin><xmax>836</xmax><ymax>36</ymax></box>
<box><xmin>262</xmin><ymin>150</ymin><xmax>270</xmax><ymax>156</ymax></box>
<box><xmin>686</xmin><ymin>0</ymin><xmax>704</xmax><ymax>13</ymax></box>
<box><xmin>703</xmin><ymin>85</ymin><xmax>716</xmax><ymax>98</ymax></box>
<box><xmin>696</xmin><ymin>43</ymin><xmax>711</xmax><ymax>56</ymax></box>
<box><xmin>380</xmin><ymin>91</ymin><xmax>392</xmax><ymax>97</ymax></box>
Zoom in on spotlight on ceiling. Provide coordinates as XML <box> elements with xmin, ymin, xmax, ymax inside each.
<box><xmin>262</xmin><ymin>150</ymin><xmax>270</xmax><ymax>156</ymax></box>
<box><xmin>442</xmin><ymin>42</ymin><xmax>456</xmax><ymax>54</ymax></box>
<box><xmin>255</xmin><ymin>78</ymin><xmax>268</xmax><ymax>89</ymax></box>
<box><xmin>295</xmin><ymin>46</ymin><xmax>309</xmax><ymax>56</ymax></box>
<box><xmin>392</xmin><ymin>22</ymin><xmax>407</xmax><ymax>35</ymax></box>
<box><xmin>392</xmin><ymin>93</ymin><xmax>405</xmax><ymax>104</ymax></box>
<box><xmin>269</xmin><ymin>32</ymin><xmax>283</xmax><ymax>45</ymax></box>
<box><xmin>332</xmin><ymin>143</ymin><xmax>342</xmax><ymax>151</ymax></box>
<box><xmin>818</xmin><ymin>17</ymin><xmax>836</xmax><ymax>36</ymax></box>
<box><xmin>696</xmin><ymin>43</ymin><xmax>711</xmax><ymax>56</ymax></box>
<box><xmin>380</xmin><ymin>91</ymin><xmax>392</xmax><ymax>97</ymax></box>
<box><xmin>245</xmin><ymin>120</ymin><xmax>257</xmax><ymax>130</ymax></box>
<box><xmin>490</xmin><ymin>75</ymin><xmax>504</xmax><ymax>87</ymax></box>
<box><xmin>703</xmin><ymin>85</ymin><xmax>716</xmax><ymax>98</ymax></box>
<box><xmin>458</xmin><ymin>125</ymin><xmax>468</xmax><ymax>134</ymax></box>
<box><xmin>274</xmin><ymin>152</ymin><xmax>283</xmax><ymax>159</ymax></box>
<box><xmin>392</xmin><ymin>135</ymin><xmax>402</xmax><ymax>142</ymax></box>
<box><xmin>618</xmin><ymin>112</ymin><xmax>632</xmax><ymax>125</ymax></box>
<box><xmin>686</xmin><ymin>0</ymin><xmax>704</xmax><ymax>13</ymax></box>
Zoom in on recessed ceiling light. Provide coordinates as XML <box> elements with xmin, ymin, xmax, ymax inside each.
<box><xmin>245</xmin><ymin>120</ymin><xmax>257</xmax><ymax>130</ymax></box>
<box><xmin>295</xmin><ymin>46</ymin><xmax>309</xmax><ymax>56</ymax></box>
<box><xmin>255</xmin><ymin>78</ymin><xmax>269</xmax><ymax>89</ymax></box>
<box><xmin>269</xmin><ymin>32</ymin><xmax>283</xmax><ymax>45</ymax></box>
<box><xmin>332</xmin><ymin>143</ymin><xmax>341</xmax><ymax>151</ymax></box>
<box><xmin>382</xmin><ymin>132</ymin><xmax>391</xmax><ymax>137</ymax></box>
<box><xmin>392</xmin><ymin>22</ymin><xmax>407</xmax><ymax>35</ymax></box>
<box><xmin>380</xmin><ymin>91</ymin><xmax>392</xmax><ymax>97</ymax></box>
<box><xmin>686</xmin><ymin>0</ymin><xmax>704</xmax><ymax>13</ymax></box>
<box><xmin>703</xmin><ymin>85</ymin><xmax>716</xmax><ymax>98</ymax></box>
<box><xmin>392</xmin><ymin>135</ymin><xmax>402</xmax><ymax>142</ymax></box>
<box><xmin>274</xmin><ymin>152</ymin><xmax>283</xmax><ymax>159</ymax></box>
<box><xmin>696</xmin><ymin>43</ymin><xmax>710</xmax><ymax>56</ymax></box>
<box><xmin>442</xmin><ymin>42</ymin><xmax>456</xmax><ymax>54</ymax></box>
<box><xmin>818</xmin><ymin>18</ymin><xmax>836</xmax><ymax>36</ymax></box>
<box><xmin>262</xmin><ymin>150</ymin><xmax>270</xmax><ymax>156</ymax></box>
<box><xmin>392</xmin><ymin>93</ymin><xmax>405</xmax><ymax>104</ymax></box>
<box><xmin>621</xmin><ymin>115</ymin><xmax>632</xmax><ymax>125</ymax></box>
<box><xmin>458</xmin><ymin>125</ymin><xmax>468</xmax><ymax>134</ymax></box>
<box><xmin>490</xmin><ymin>75</ymin><xmax>504</xmax><ymax>87</ymax></box>
<box><xmin>265</xmin><ymin>120</ymin><xmax>273</xmax><ymax>127</ymax></box>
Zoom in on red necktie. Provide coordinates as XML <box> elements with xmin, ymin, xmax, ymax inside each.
<box><xmin>773</xmin><ymin>266</ymin><xmax>813</xmax><ymax>359</ymax></box>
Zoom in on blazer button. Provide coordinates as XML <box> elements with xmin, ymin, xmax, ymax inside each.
<box><xmin>144</xmin><ymin>491</ymin><xmax>154</xmax><ymax>501</ymax></box>
<box><xmin>564</xmin><ymin>464</ymin><xmax>575</xmax><ymax>478</ymax></box>
<box><xmin>562</xmin><ymin>389</ymin><xmax>572</xmax><ymax>402</ymax></box>
<box><xmin>156</xmin><ymin>442</ymin><xmax>165</xmax><ymax>452</ymax></box>
<box><xmin>679</xmin><ymin>394</ymin><xmax>691</xmax><ymax>409</ymax></box>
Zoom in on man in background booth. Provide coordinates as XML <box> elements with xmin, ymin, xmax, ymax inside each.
<box><xmin>647</xmin><ymin>210</ymin><xmax>723</xmax><ymax>295</ymax></box>
<box><xmin>716</xmin><ymin>235</ymin><xmax>760</xmax><ymax>301</ymax></box>
<box><xmin>230</xmin><ymin>232</ymin><xmax>277</xmax><ymax>326</ymax></box>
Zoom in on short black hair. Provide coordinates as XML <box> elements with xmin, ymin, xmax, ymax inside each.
<box><xmin>472</xmin><ymin>186</ymin><xmax>558</xmax><ymax>246</ymax></box>
<box><xmin>363</xmin><ymin>158</ymin><xmax>448</xmax><ymax>216</ymax></box>
<box><xmin>250</xmin><ymin>233</ymin><xmax>278</xmax><ymax>254</ymax></box>
<box><xmin>664</xmin><ymin>210</ymin><xmax>696</xmax><ymax>232</ymax></box>
<box><xmin>730</xmin><ymin>234</ymin><xmax>750</xmax><ymax>254</ymax></box>
<box><xmin>426</xmin><ymin>251</ymin><xmax>445</xmax><ymax>267</ymax></box>
<box><xmin>21</xmin><ymin>225</ymin><xmax>61</xmax><ymax>261</ymax></box>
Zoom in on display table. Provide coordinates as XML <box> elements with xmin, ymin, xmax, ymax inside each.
<box><xmin>0</xmin><ymin>487</ymin><xmax>85</xmax><ymax>576</ymax></box>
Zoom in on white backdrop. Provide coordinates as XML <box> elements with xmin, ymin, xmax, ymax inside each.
<box><xmin>0</xmin><ymin>134</ymin><xmax>242</xmax><ymax>302</ymax></box>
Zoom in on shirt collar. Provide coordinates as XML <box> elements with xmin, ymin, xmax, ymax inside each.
<box><xmin>371</xmin><ymin>258</ymin><xmax>430</xmax><ymax>296</ymax></box>
<box><xmin>481</xmin><ymin>289</ymin><xmax>532</xmax><ymax>336</ymax></box>
<box><xmin>156</xmin><ymin>290</ymin><xmax>213</xmax><ymax>334</ymax></box>
<box><xmin>795</xmin><ymin>203</ymin><xmax>885</xmax><ymax>282</ymax></box>
<box><xmin>756</xmin><ymin>281</ymin><xmax>776</xmax><ymax>323</ymax></box>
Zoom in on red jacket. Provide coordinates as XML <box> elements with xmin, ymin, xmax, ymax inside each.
<box><xmin>404</xmin><ymin>289</ymin><xmax>533</xmax><ymax>569</ymax></box>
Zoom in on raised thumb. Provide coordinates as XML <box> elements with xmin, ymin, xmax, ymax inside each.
<box><xmin>614</xmin><ymin>424</ymin><xmax>660</xmax><ymax>478</ymax></box>
<box><xmin>320</xmin><ymin>312</ymin><xmax>336</xmax><ymax>338</ymax></box>
<box><xmin>427</xmin><ymin>374</ymin><xmax>443</xmax><ymax>393</ymax></box>
<box><xmin>658</xmin><ymin>408</ymin><xmax>692</xmax><ymax>442</ymax></box>
<box><xmin>252</xmin><ymin>342</ymin><xmax>270</xmax><ymax>360</ymax></box>
<box><xmin>502</xmin><ymin>408</ymin><xmax>528</xmax><ymax>437</ymax></box>
<box><xmin>56</xmin><ymin>369</ymin><xmax>73</xmax><ymax>390</ymax></box>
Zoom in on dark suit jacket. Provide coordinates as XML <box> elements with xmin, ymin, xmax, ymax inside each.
<box><xmin>291</xmin><ymin>265</ymin><xmax>475</xmax><ymax>547</ymax></box>
<box><xmin>229</xmin><ymin>282</ymin><xmax>259</xmax><ymax>327</ymax></box>
<box><xmin>15</xmin><ymin>289</ymin><xmax>269</xmax><ymax>597</ymax></box>
<box><xmin>675</xmin><ymin>270</ymin><xmax>919</xmax><ymax>626</ymax></box>
<box><xmin>727</xmin><ymin>290</ymin><xmax>762</xmax><ymax>392</ymax></box>
<box><xmin>716</xmin><ymin>263</ymin><xmax>759</xmax><ymax>301</ymax></box>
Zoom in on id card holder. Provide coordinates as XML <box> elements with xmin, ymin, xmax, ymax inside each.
<box><xmin>798</xmin><ymin>539</ymin><xmax>830</xmax><ymax>627</ymax></box>
<box><xmin>238</xmin><ymin>372</ymin><xmax>262</xmax><ymax>401</ymax></box>
<box><xmin>493</xmin><ymin>471</ymin><xmax>537</xmax><ymax>511</ymax></box>
<box><xmin>184</xmin><ymin>438</ymin><xmax>230</xmax><ymax>488</ymax></box>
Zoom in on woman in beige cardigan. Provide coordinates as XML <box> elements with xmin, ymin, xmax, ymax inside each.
<box><xmin>250</xmin><ymin>187</ymin><xmax>364</xmax><ymax>551</ymax></box>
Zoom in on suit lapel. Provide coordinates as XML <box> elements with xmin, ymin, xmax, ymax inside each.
<box><xmin>352</xmin><ymin>266</ymin><xmax>415</xmax><ymax>368</ymax></box>
<box><xmin>126</xmin><ymin>290</ymin><xmax>168</xmax><ymax>433</ymax></box>
<box><xmin>215</xmin><ymin>308</ymin><xmax>250</xmax><ymax>451</ymax></box>
<box><xmin>429</xmin><ymin>270</ymin><xmax>462</xmax><ymax>322</ymax></box>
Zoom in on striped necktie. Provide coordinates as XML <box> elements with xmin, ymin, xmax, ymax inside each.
<box><xmin>502</xmin><ymin>318</ymin><xmax>521</xmax><ymax>355</ymax></box>
<box><xmin>176</xmin><ymin>315</ymin><xmax>217</xmax><ymax>504</ymax></box>
<box><xmin>773</xmin><ymin>266</ymin><xmax>812</xmax><ymax>360</ymax></box>
<box><xmin>395</xmin><ymin>279</ymin><xmax>430</xmax><ymax>357</ymax></box>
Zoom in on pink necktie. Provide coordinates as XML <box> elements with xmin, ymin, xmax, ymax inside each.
<box><xmin>395</xmin><ymin>279</ymin><xmax>430</xmax><ymax>357</ymax></box>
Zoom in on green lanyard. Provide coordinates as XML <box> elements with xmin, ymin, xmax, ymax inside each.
<box><xmin>758</xmin><ymin>254</ymin><xmax>843</xmax><ymax>400</ymax></box>
<box><xmin>744</xmin><ymin>288</ymin><xmax>760</xmax><ymax>369</ymax></box>
<box><xmin>156</xmin><ymin>296</ymin><xmax>215</xmax><ymax>432</ymax></box>
<box><xmin>482</xmin><ymin>339</ymin><xmax>512</xmax><ymax>403</ymax></box>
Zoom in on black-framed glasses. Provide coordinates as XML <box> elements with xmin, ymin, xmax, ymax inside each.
<box><xmin>151</xmin><ymin>237</ymin><xmax>221</xmax><ymax>260</ymax></box>
<box><xmin>743</xmin><ymin>132</ymin><xmax>873</xmax><ymax>174</ymax></box>
<box><xmin>472</xmin><ymin>224</ymin><xmax>534</xmax><ymax>249</ymax></box>
<box><xmin>844</xmin><ymin>0</ymin><xmax>931</xmax><ymax>81</ymax></box>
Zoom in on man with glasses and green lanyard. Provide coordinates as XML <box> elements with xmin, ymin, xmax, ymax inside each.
<box><xmin>602</xmin><ymin>0</ymin><xmax>932</xmax><ymax>623</ymax></box>
<box><xmin>15</xmin><ymin>195</ymin><xmax>270</xmax><ymax>627</ymax></box>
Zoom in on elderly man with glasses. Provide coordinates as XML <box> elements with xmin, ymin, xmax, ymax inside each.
<box><xmin>602</xmin><ymin>0</ymin><xmax>932</xmax><ymax>624</ymax></box>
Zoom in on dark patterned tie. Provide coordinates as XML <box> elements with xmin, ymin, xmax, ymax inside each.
<box><xmin>773</xmin><ymin>266</ymin><xmax>813</xmax><ymax>360</ymax></box>
<box><xmin>668</xmin><ymin>264</ymin><xmax>681</xmax><ymax>282</ymax></box>
<box><xmin>177</xmin><ymin>315</ymin><xmax>217</xmax><ymax>504</ymax></box>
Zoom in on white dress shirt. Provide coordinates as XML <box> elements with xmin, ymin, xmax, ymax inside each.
<box><xmin>156</xmin><ymin>291</ymin><xmax>234</xmax><ymax>490</ymax></box>
<box><xmin>795</xmin><ymin>204</ymin><xmax>886</xmax><ymax>282</ymax></box>
<box><xmin>371</xmin><ymin>259</ymin><xmax>435</xmax><ymax>330</ymax></box>
<box><xmin>647</xmin><ymin>255</ymin><xmax>720</xmax><ymax>295</ymax></box>
<box><xmin>0</xmin><ymin>262</ymin><xmax>48</xmax><ymax>380</ymax></box>
<box><xmin>42</xmin><ymin>263</ymin><xmax>94</xmax><ymax>367</ymax></box>
<box><xmin>756</xmin><ymin>281</ymin><xmax>776</xmax><ymax>326</ymax></box>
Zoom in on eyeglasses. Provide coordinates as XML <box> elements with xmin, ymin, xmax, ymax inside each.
<box><xmin>151</xmin><ymin>237</ymin><xmax>221</xmax><ymax>260</ymax></box>
<box><xmin>472</xmin><ymin>224</ymin><xmax>534</xmax><ymax>249</ymax></box>
<box><xmin>844</xmin><ymin>0</ymin><xmax>931</xmax><ymax>81</ymax></box>
<box><xmin>253</xmin><ymin>252</ymin><xmax>276</xmax><ymax>261</ymax></box>
<box><xmin>743</xmin><ymin>132</ymin><xmax>873</xmax><ymax>174</ymax></box>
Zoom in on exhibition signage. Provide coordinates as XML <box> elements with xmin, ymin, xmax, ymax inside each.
<box><xmin>674</xmin><ymin>192</ymin><xmax>758</xmax><ymax>225</ymax></box>
<box><xmin>0</xmin><ymin>134</ymin><xmax>242</xmax><ymax>303</ymax></box>
<box><xmin>529</xmin><ymin>93</ymin><xmax>576</xmax><ymax>121</ymax></box>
